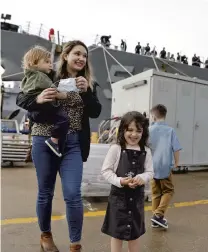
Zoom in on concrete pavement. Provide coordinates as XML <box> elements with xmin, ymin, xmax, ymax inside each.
<box><xmin>1</xmin><ymin>166</ymin><xmax>208</xmax><ymax>252</ymax></box>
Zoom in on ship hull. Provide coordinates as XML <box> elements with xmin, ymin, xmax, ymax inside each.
<box><xmin>1</xmin><ymin>30</ymin><xmax>208</xmax><ymax>131</ymax></box>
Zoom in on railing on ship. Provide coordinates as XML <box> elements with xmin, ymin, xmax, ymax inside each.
<box><xmin>2</xmin><ymin>20</ymin><xmax>208</xmax><ymax>68</ymax></box>
<box><xmin>17</xmin><ymin>21</ymin><xmax>73</xmax><ymax>45</ymax></box>
<box><xmin>16</xmin><ymin>22</ymin><xmax>121</xmax><ymax>50</ymax></box>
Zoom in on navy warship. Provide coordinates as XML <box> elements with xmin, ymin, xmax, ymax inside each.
<box><xmin>1</xmin><ymin>18</ymin><xmax>208</xmax><ymax>131</ymax></box>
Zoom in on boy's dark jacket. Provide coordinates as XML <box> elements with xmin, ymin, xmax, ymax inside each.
<box><xmin>16</xmin><ymin>71</ymin><xmax>102</xmax><ymax>162</ymax></box>
<box><xmin>21</xmin><ymin>69</ymin><xmax>56</xmax><ymax>95</ymax></box>
<box><xmin>21</xmin><ymin>70</ymin><xmax>59</xmax><ymax>113</ymax></box>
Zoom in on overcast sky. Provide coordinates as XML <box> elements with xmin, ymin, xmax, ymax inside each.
<box><xmin>1</xmin><ymin>0</ymin><xmax>208</xmax><ymax>61</ymax></box>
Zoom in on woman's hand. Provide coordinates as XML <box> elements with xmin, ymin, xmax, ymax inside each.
<box><xmin>76</xmin><ymin>77</ymin><xmax>88</xmax><ymax>92</ymax></box>
<box><xmin>36</xmin><ymin>88</ymin><xmax>57</xmax><ymax>104</ymax></box>
<box><xmin>56</xmin><ymin>92</ymin><xmax>67</xmax><ymax>100</ymax></box>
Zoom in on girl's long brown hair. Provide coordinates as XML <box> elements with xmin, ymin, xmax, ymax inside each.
<box><xmin>56</xmin><ymin>40</ymin><xmax>93</xmax><ymax>89</ymax></box>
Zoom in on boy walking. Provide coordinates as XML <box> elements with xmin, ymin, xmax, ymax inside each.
<box><xmin>149</xmin><ymin>104</ymin><xmax>182</xmax><ymax>229</ymax></box>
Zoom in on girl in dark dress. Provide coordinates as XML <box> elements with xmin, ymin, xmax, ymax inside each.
<box><xmin>101</xmin><ymin>111</ymin><xmax>154</xmax><ymax>252</ymax></box>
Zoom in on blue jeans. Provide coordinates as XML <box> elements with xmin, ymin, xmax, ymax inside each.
<box><xmin>32</xmin><ymin>133</ymin><xmax>83</xmax><ymax>243</ymax></box>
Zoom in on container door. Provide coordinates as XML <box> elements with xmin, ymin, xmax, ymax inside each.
<box><xmin>175</xmin><ymin>80</ymin><xmax>195</xmax><ymax>166</ymax></box>
<box><xmin>112</xmin><ymin>85</ymin><xmax>136</xmax><ymax>117</ymax></box>
<box><xmin>151</xmin><ymin>76</ymin><xmax>177</xmax><ymax>127</ymax></box>
<box><xmin>193</xmin><ymin>84</ymin><xmax>208</xmax><ymax>165</ymax></box>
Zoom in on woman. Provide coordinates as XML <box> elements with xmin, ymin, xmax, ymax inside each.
<box><xmin>16</xmin><ymin>40</ymin><xmax>102</xmax><ymax>252</ymax></box>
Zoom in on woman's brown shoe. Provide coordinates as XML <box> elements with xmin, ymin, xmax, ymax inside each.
<box><xmin>40</xmin><ymin>232</ymin><xmax>59</xmax><ymax>252</ymax></box>
<box><xmin>69</xmin><ymin>244</ymin><xmax>82</xmax><ymax>252</ymax></box>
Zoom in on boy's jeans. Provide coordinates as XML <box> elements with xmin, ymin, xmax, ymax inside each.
<box><xmin>151</xmin><ymin>173</ymin><xmax>174</xmax><ymax>217</ymax></box>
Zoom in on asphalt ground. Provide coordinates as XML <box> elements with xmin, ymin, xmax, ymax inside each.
<box><xmin>1</xmin><ymin>166</ymin><xmax>208</xmax><ymax>252</ymax></box>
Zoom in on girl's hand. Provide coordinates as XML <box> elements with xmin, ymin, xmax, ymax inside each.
<box><xmin>36</xmin><ymin>88</ymin><xmax>57</xmax><ymax>104</ymax></box>
<box><xmin>76</xmin><ymin>76</ymin><xmax>88</xmax><ymax>92</ymax></box>
<box><xmin>128</xmin><ymin>176</ymin><xmax>145</xmax><ymax>188</ymax></box>
<box><xmin>120</xmin><ymin>177</ymin><xmax>133</xmax><ymax>186</ymax></box>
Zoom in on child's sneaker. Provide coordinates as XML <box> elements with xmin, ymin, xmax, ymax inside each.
<box><xmin>151</xmin><ymin>215</ymin><xmax>168</xmax><ymax>229</ymax></box>
<box><xmin>45</xmin><ymin>138</ymin><xmax>62</xmax><ymax>157</ymax></box>
<box><xmin>151</xmin><ymin>217</ymin><xmax>167</xmax><ymax>228</ymax></box>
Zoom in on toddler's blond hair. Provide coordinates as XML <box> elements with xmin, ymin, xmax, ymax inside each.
<box><xmin>23</xmin><ymin>46</ymin><xmax>51</xmax><ymax>70</ymax></box>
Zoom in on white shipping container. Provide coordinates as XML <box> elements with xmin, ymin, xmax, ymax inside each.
<box><xmin>111</xmin><ymin>69</ymin><xmax>208</xmax><ymax>167</ymax></box>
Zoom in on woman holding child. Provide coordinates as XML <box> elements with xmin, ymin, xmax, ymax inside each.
<box><xmin>16</xmin><ymin>41</ymin><xmax>102</xmax><ymax>252</ymax></box>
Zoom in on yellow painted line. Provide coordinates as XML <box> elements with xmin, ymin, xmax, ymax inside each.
<box><xmin>174</xmin><ymin>199</ymin><xmax>208</xmax><ymax>208</ymax></box>
<box><xmin>84</xmin><ymin>206</ymin><xmax>152</xmax><ymax>217</ymax></box>
<box><xmin>1</xmin><ymin>215</ymin><xmax>66</xmax><ymax>226</ymax></box>
<box><xmin>1</xmin><ymin>199</ymin><xmax>208</xmax><ymax>226</ymax></box>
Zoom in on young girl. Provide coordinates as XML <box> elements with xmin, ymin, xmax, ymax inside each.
<box><xmin>101</xmin><ymin>111</ymin><xmax>154</xmax><ymax>252</ymax></box>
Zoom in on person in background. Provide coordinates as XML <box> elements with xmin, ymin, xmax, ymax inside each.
<box><xmin>48</xmin><ymin>28</ymin><xmax>55</xmax><ymax>41</ymax></box>
<box><xmin>176</xmin><ymin>52</ymin><xmax>181</xmax><ymax>62</ymax></box>
<box><xmin>100</xmin><ymin>35</ymin><xmax>111</xmax><ymax>47</ymax></box>
<box><xmin>151</xmin><ymin>49</ymin><xmax>157</xmax><ymax>57</ymax></box>
<box><xmin>192</xmin><ymin>54</ymin><xmax>198</xmax><ymax>66</ymax></box>
<box><xmin>196</xmin><ymin>56</ymin><xmax>202</xmax><ymax>67</ymax></box>
<box><xmin>120</xmin><ymin>39</ymin><xmax>127</xmax><ymax>52</ymax></box>
<box><xmin>205</xmin><ymin>58</ymin><xmax>208</xmax><ymax>69</ymax></box>
<box><xmin>170</xmin><ymin>54</ymin><xmax>175</xmax><ymax>61</ymax></box>
<box><xmin>149</xmin><ymin>104</ymin><xmax>182</xmax><ymax>229</ymax></box>
<box><xmin>144</xmin><ymin>43</ymin><xmax>151</xmax><ymax>55</ymax></box>
<box><xmin>101</xmin><ymin>111</ymin><xmax>153</xmax><ymax>252</ymax></box>
<box><xmin>181</xmin><ymin>55</ymin><xmax>188</xmax><ymax>64</ymax></box>
<box><xmin>160</xmin><ymin>47</ymin><xmax>166</xmax><ymax>59</ymax></box>
<box><xmin>135</xmin><ymin>42</ymin><xmax>141</xmax><ymax>54</ymax></box>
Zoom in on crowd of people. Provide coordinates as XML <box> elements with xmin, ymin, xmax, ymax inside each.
<box><xmin>100</xmin><ymin>35</ymin><xmax>208</xmax><ymax>69</ymax></box>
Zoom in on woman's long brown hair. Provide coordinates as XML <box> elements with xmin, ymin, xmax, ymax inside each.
<box><xmin>56</xmin><ymin>40</ymin><xmax>93</xmax><ymax>89</ymax></box>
